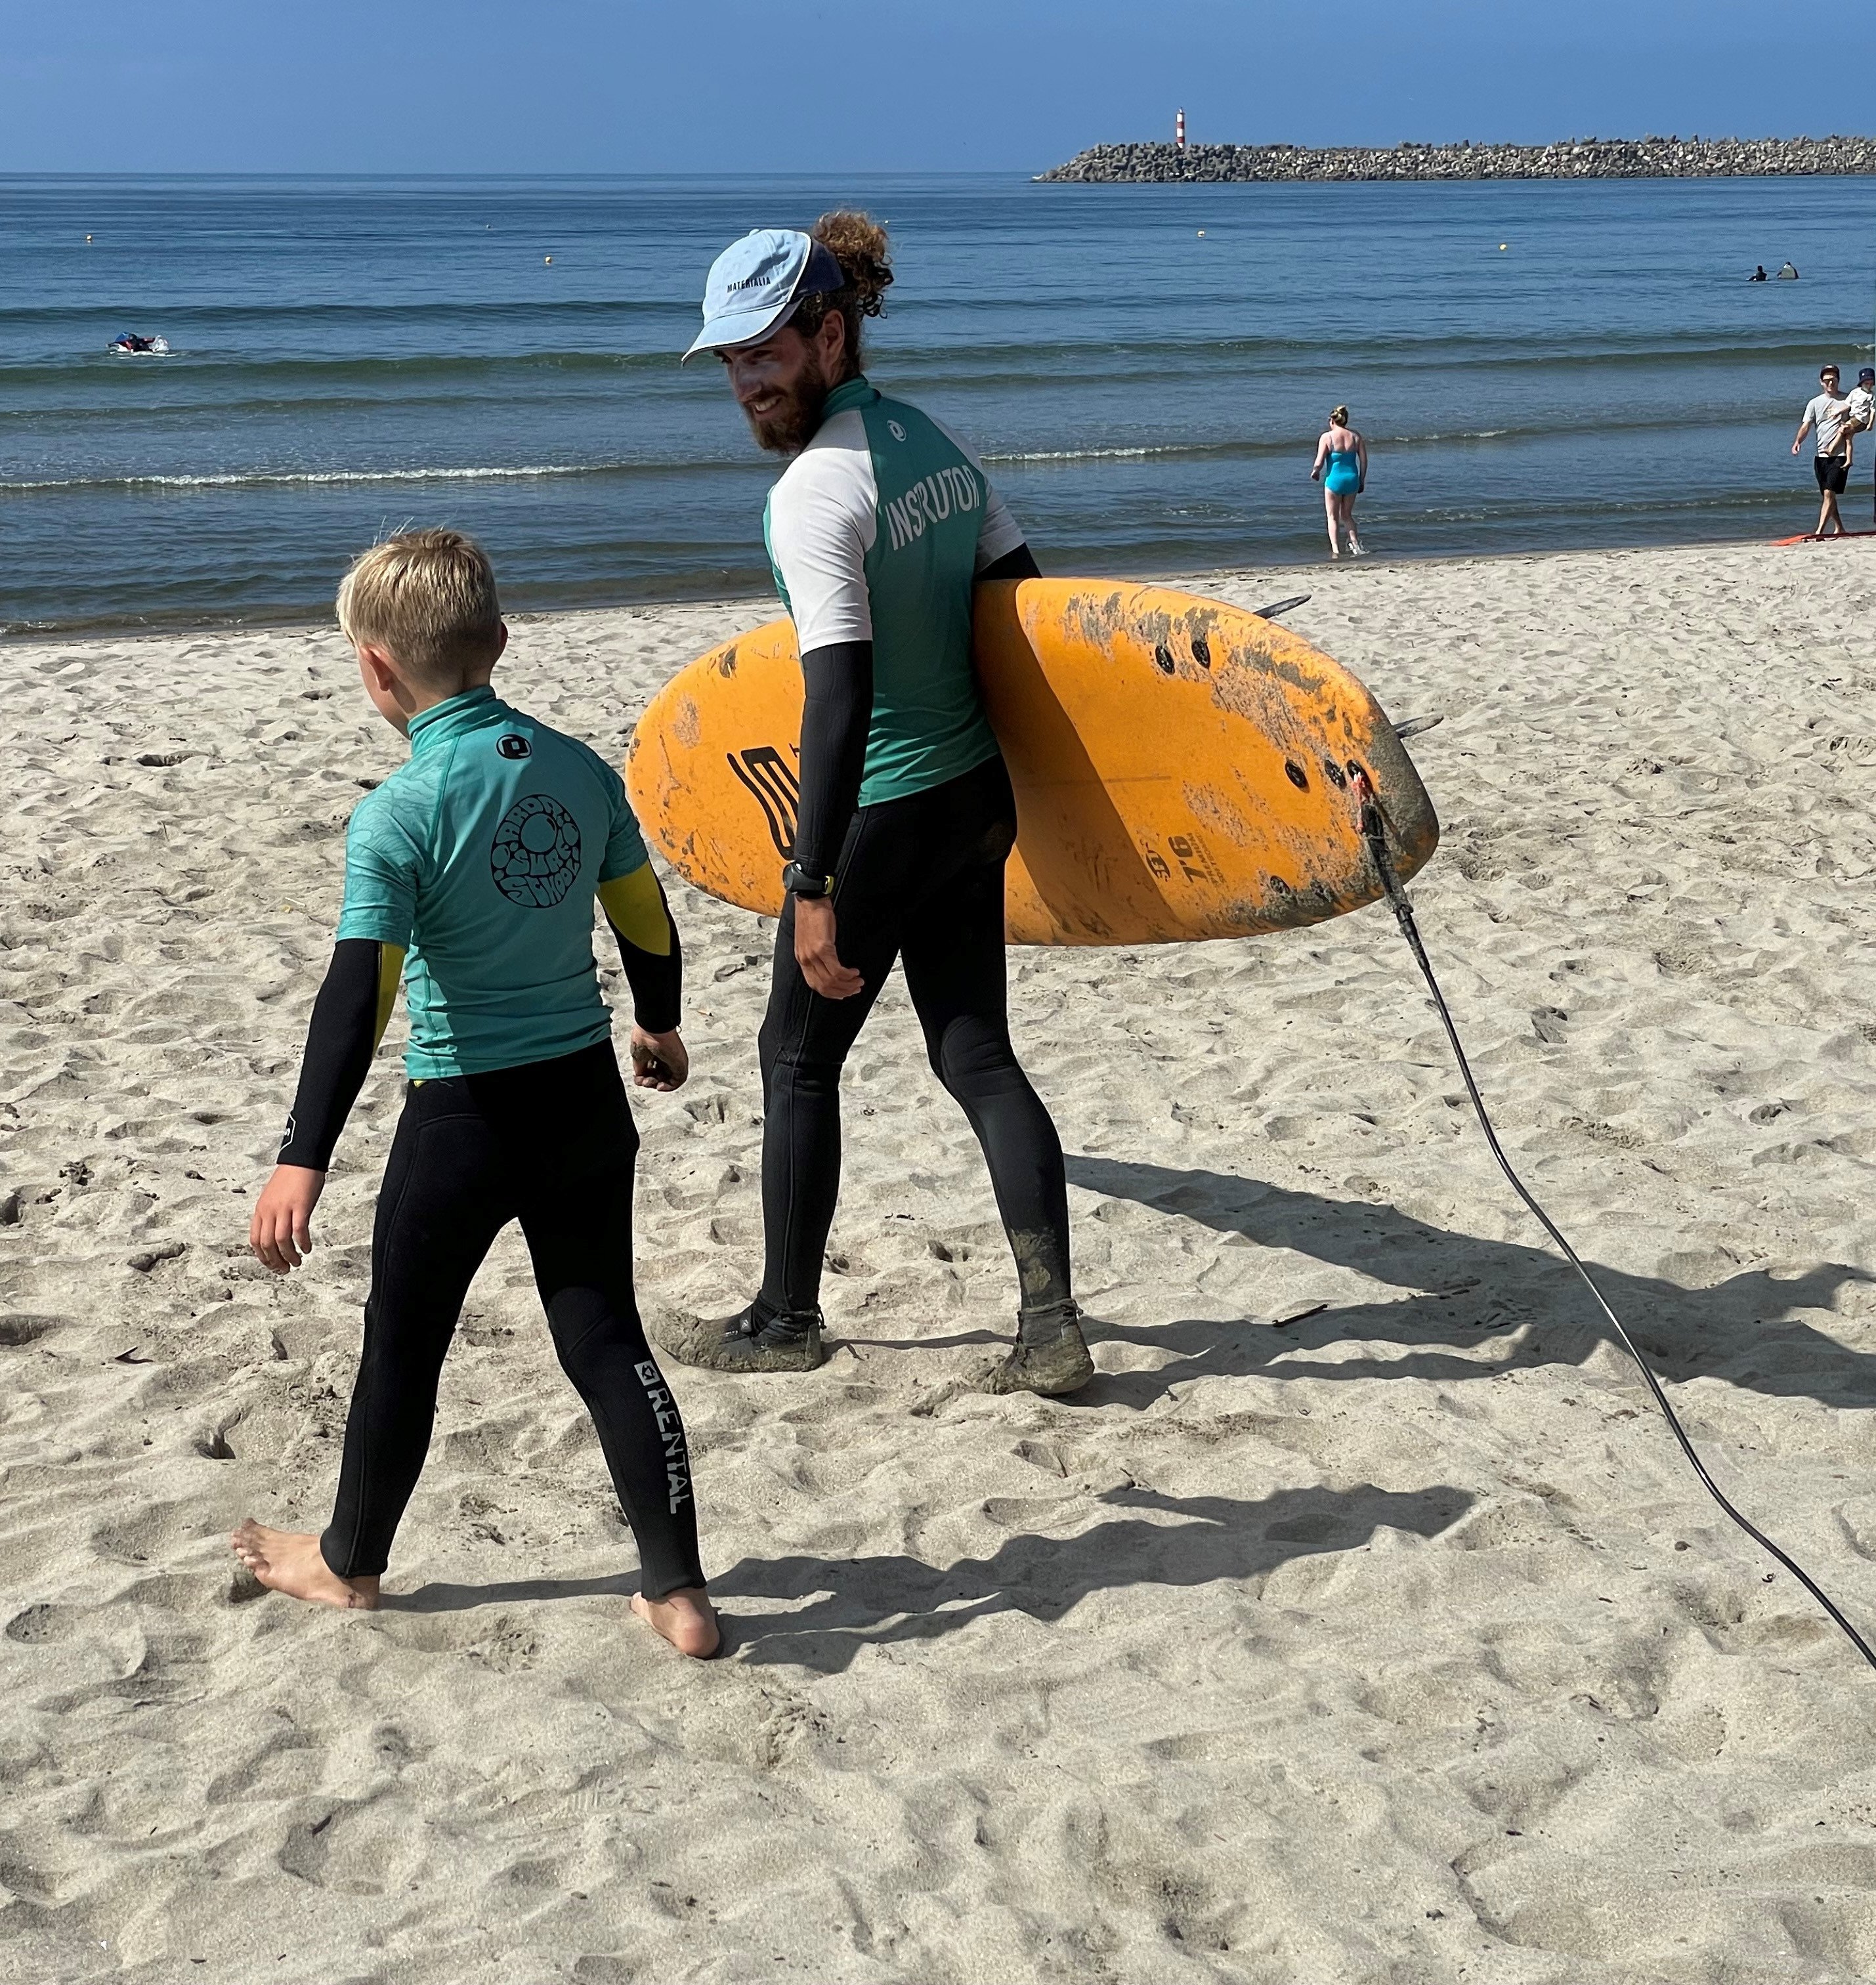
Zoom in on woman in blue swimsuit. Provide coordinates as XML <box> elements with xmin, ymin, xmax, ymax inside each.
<box><xmin>1310</xmin><ymin>404</ymin><xmax>1368</xmax><ymax>559</ymax></box>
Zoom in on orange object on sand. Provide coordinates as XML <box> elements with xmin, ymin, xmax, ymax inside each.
<box><xmin>626</xmin><ymin>579</ymin><xmax>1439</xmax><ymax>946</ymax></box>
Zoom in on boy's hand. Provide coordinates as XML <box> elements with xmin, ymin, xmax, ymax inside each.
<box><xmin>251</xmin><ymin>1165</ymin><xmax>326</xmax><ymax>1275</ymax></box>
<box><xmin>631</xmin><ymin>1026</ymin><xmax>689</xmax><ymax>1091</ymax></box>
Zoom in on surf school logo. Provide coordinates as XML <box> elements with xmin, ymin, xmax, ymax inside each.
<box><xmin>887</xmin><ymin>419</ymin><xmax>906</xmax><ymax>442</ymax></box>
<box><xmin>727</xmin><ymin>744</ymin><xmax>801</xmax><ymax>857</ymax></box>
<box><xmin>490</xmin><ymin>793</ymin><xmax>582</xmax><ymax>907</ymax></box>
<box><xmin>496</xmin><ymin>733</ymin><xmax>532</xmax><ymax>759</ymax></box>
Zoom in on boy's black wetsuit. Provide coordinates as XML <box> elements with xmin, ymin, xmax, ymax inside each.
<box><xmin>276</xmin><ymin>685</ymin><xmax>703</xmax><ymax>1596</ymax></box>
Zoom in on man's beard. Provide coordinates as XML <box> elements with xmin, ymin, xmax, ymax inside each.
<box><xmin>744</xmin><ymin>362</ymin><xmax>830</xmax><ymax>456</ymax></box>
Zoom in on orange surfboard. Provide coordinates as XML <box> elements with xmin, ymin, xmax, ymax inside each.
<box><xmin>626</xmin><ymin>579</ymin><xmax>1438</xmax><ymax>946</ymax></box>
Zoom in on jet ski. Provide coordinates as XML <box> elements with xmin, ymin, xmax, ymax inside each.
<box><xmin>108</xmin><ymin>333</ymin><xmax>170</xmax><ymax>356</ymax></box>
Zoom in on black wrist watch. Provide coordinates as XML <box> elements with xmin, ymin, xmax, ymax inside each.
<box><xmin>781</xmin><ymin>862</ymin><xmax>834</xmax><ymax>899</ymax></box>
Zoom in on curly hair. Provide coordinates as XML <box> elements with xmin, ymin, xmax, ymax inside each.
<box><xmin>793</xmin><ymin>210</ymin><xmax>893</xmax><ymax>375</ymax></box>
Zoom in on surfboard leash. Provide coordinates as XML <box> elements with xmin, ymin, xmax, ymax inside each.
<box><xmin>1347</xmin><ymin>765</ymin><xmax>1876</xmax><ymax>1672</ymax></box>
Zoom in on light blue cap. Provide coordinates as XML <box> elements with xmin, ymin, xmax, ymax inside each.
<box><xmin>683</xmin><ymin>228</ymin><xmax>845</xmax><ymax>361</ymax></box>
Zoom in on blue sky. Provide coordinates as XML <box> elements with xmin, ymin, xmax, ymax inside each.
<box><xmin>3</xmin><ymin>0</ymin><xmax>1869</xmax><ymax>175</ymax></box>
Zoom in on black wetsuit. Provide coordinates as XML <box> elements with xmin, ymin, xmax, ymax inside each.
<box><xmin>759</xmin><ymin>748</ymin><xmax>1070</xmax><ymax>1318</ymax></box>
<box><xmin>751</xmin><ymin>540</ymin><xmax>1073</xmax><ymax>1328</ymax></box>
<box><xmin>318</xmin><ymin>1042</ymin><xmax>699</xmax><ymax>1594</ymax></box>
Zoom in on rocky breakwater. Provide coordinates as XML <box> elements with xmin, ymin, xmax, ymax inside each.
<box><xmin>1038</xmin><ymin>134</ymin><xmax>1876</xmax><ymax>182</ymax></box>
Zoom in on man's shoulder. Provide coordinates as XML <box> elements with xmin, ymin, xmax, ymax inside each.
<box><xmin>870</xmin><ymin>390</ymin><xmax>952</xmax><ymax>444</ymax></box>
<box><xmin>782</xmin><ymin>409</ymin><xmax>871</xmax><ymax>479</ymax></box>
<box><xmin>874</xmin><ymin>395</ymin><xmax>986</xmax><ymax>479</ymax></box>
<box><xmin>770</xmin><ymin>417</ymin><xmax>876</xmax><ymax>530</ymax></box>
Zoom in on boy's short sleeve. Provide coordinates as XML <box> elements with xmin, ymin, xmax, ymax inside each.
<box><xmin>334</xmin><ymin>793</ymin><xmax>420</xmax><ymax>949</ymax></box>
<box><xmin>598</xmin><ymin>769</ymin><xmax>651</xmax><ymax>885</ymax></box>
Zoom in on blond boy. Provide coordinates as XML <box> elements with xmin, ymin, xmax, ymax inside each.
<box><xmin>232</xmin><ymin>530</ymin><xmax>716</xmax><ymax>1657</ymax></box>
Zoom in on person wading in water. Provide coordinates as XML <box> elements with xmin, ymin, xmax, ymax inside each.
<box><xmin>665</xmin><ymin>213</ymin><xmax>1092</xmax><ymax>1397</ymax></box>
<box><xmin>1310</xmin><ymin>404</ymin><xmax>1368</xmax><ymax>559</ymax></box>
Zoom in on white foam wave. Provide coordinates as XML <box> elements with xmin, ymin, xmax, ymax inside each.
<box><xmin>983</xmin><ymin>427</ymin><xmax>1519</xmax><ymax>465</ymax></box>
<box><xmin>0</xmin><ymin>463</ymin><xmax>614</xmax><ymax>495</ymax></box>
<box><xmin>982</xmin><ymin>446</ymin><xmax>1170</xmax><ymax>463</ymax></box>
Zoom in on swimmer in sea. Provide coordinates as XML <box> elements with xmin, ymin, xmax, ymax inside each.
<box><xmin>231</xmin><ymin>528</ymin><xmax>717</xmax><ymax>1658</ymax></box>
<box><xmin>1311</xmin><ymin>404</ymin><xmax>1368</xmax><ymax>559</ymax></box>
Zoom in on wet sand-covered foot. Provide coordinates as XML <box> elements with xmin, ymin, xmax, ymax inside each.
<box><xmin>230</xmin><ymin>1521</ymin><xmax>379</xmax><ymax>1611</ymax></box>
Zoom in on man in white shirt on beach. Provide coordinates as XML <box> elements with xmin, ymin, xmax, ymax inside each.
<box><xmin>1793</xmin><ymin>363</ymin><xmax>1852</xmax><ymax>537</ymax></box>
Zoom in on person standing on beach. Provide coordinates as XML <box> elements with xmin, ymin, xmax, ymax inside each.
<box><xmin>664</xmin><ymin>214</ymin><xmax>1091</xmax><ymax>1397</ymax></box>
<box><xmin>1311</xmin><ymin>406</ymin><xmax>1368</xmax><ymax>559</ymax></box>
<box><xmin>232</xmin><ymin>530</ymin><xmax>717</xmax><ymax>1658</ymax></box>
<box><xmin>1845</xmin><ymin>368</ymin><xmax>1875</xmax><ymax>519</ymax></box>
<box><xmin>1793</xmin><ymin>364</ymin><xmax>1852</xmax><ymax>537</ymax></box>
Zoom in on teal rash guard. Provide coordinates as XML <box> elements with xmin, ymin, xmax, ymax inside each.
<box><xmin>336</xmin><ymin>685</ymin><xmax>654</xmax><ymax>1078</ymax></box>
<box><xmin>762</xmin><ymin>374</ymin><xmax>1026</xmax><ymax>809</ymax></box>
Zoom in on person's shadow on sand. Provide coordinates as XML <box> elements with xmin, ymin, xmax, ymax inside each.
<box><xmin>1065</xmin><ymin>1156</ymin><xmax>1876</xmax><ymax>1412</ymax></box>
<box><xmin>711</xmin><ymin>1481</ymin><xmax>1470</xmax><ymax>1672</ymax></box>
<box><xmin>387</xmin><ymin>1482</ymin><xmax>1473</xmax><ymax>1672</ymax></box>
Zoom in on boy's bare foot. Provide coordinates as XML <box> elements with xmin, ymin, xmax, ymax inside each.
<box><xmin>230</xmin><ymin>1521</ymin><xmax>379</xmax><ymax>1611</ymax></box>
<box><xmin>632</xmin><ymin>1585</ymin><xmax>720</xmax><ymax>1659</ymax></box>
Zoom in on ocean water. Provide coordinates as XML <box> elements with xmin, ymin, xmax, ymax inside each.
<box><xmin>4</xmin><ymin>171</ymin><xmax>1875</xmax><ymax>636</ymax></box>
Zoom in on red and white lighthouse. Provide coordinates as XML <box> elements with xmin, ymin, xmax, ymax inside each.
<box><xmin>1175</xmin><ymin>108</ymin><xmax>1187</xmax><ymax>150</ymax></box>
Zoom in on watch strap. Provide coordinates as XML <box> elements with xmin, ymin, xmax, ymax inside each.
<box><xmin>782</xmin><ymin>862</ymin><xmax>834</xmax><ymax>899</ymax></box>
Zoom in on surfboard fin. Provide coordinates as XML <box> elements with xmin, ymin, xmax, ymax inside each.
<box><xmin>1250</xmin><ymin>594</ymin><xmax>1310</xmax><ymax>620</ymax></box>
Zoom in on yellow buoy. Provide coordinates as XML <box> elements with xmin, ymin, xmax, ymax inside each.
<box><xmin>1499</xmin><ymin>243</ymin><xmax>1508</xmax><ymax>251</ymax></box>
<box><xmin>544</xmin><ymin>254</ymin><xmax>553</xmax><ymax>265</ymax></box>
<box><xmin>1197</xmin><ymin>229</ymin><xmax>1206</xmax><ymax>238</ymax></box>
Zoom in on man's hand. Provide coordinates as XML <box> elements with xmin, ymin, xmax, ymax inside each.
<box><xmin>794</xmin><ymin>896</ymin><xmax>863</xmax><ymax>999</ymax></box>
<box><xmin>630</xmin><ymin>1025</ymin><xmax>689</xmax><ymax>1091</ymax></box>
<box><xmin>251</xmin><ymin>1164</ymin><xmax>326</xmax><ymax>1275</ymax></box>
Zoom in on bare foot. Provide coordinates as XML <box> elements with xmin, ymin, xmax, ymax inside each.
<box><xmin>231</xmin><ymin>1520</ymin><xmax>379</xmax><ymax>1611</ymax></box>
<box><xmin>632</xmin><ymin>1585</ymin><xmax>719</xmax><ymax>1658</ymax></box>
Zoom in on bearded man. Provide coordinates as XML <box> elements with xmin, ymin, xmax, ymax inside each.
<box><xmin>666</xmin><ymin>213</ymin><xmax>1090</xmax><ymax>1397</ymax></box>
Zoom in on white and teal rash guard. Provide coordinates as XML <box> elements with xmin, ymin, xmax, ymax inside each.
<box><xmin>763</xmin><ymin>375</ymin><xmax>1026</xmax><ymax>809</ymax></box>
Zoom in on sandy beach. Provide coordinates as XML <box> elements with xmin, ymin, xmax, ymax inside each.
<box><xmin>8</xmin><ymin>536</ymin><xmax>1876</xmax><ymax>1984</ymax></box>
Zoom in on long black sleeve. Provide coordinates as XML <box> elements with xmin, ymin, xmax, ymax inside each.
<box><xmin>277</xmin><ymin>939</ymin><xmax>383</xmax><ymax>1170</ymax></box>
<box><xmin>599</xmin><ymin>866</ymin><xmax>683</xmax><ymax>1035</ymax></box>
<box><xmin>790</xmin><ymin>638</ymin><xmax>874</xmax><ymax>880</ymax></box>
<box><xmin>978</xmin><ymin>542</ymin><xmax>1041</xmax><ymax>583</ymax></box>
<box><xmin>610</xmin><ymin>918</ymin><xmax>683</xmax><ymax>1035</ymax></box>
